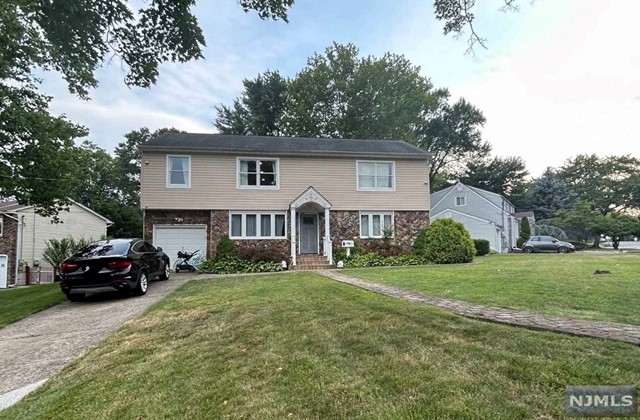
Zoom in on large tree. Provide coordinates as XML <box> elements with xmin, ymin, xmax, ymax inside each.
<box><xmin>459</xmin><ymin>156</ymin><xmax>529</xmax><ymax>201</ymax></box>
<box><xmin>528</xmin><ymin>168</ymin><xmax>577</xmax><ymax>220</ymax></box>
<box><xmin>215</xmin><ymin>43</ymin><xmax>490</xmax><ymax>185</ymax></box>
<box><xmin>418</xmin><ymin>95</ymin><xmax>490</xmax><ymax>184</ymax></box>
<box><xmin>283</xmin><ymin>43</ymin><xmax>436</xmax><ymax>141</ymax></box>
<box><xmin>215</xmin><ymin>71</ymin><xmax>288</xmax><ymax>136</ymax></box>
<box><xmin>559</xmin><ymin>154</ymin><xmax>640</xmax><ymax>215</ymax></box>
<box><xmin>1</xmin><ymin>0</ymin><xmax>289</xmax><ymax>216</ymax></box>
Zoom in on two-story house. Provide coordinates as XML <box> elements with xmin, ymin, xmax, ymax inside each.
<box><xmin>430</xmin><ymin>182</ymin><xmax>519</xmax><ymax>253</ymax></box>
<box><xmin>139</xmin><ymin>133</ymin><xmax>431</xmax><ymax>268</ymax></box>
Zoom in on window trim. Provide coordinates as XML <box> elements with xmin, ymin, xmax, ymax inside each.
<box><xmin>455</xmin><ymin>195</ymin><xmax>467</xmax><ymax>207</ymax></box>
<box><xmin>166</xmin><ymin>155</ymin><xmax>192</xmax><ymax>189</ymax></box>
<box><xmin>0</xmin><ymin>215</ymin><xmax>3</xmax><ymax>237</ymax></box>
<box><xmin>356</xmin><ymin>160</ymin><xmax>396</xmax><ymax>192</ymax></box>
<box><xmin>236</xmin><ymin>157</ymin><xmax>280</xmax><ymax>190</ymax></box>
<box><xmin>229</xmin><ymin>211</ymin><xmax>287</xmax><ymax>239</ymax></box>
<box><xmin>359</xmin><ymin>211</ymin><xmax>395</xmax><ymax>239</ymax></box>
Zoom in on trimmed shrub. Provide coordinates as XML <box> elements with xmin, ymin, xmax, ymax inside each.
<box><xmin>333</xmin><ymin>247</ymin><xmax>349</xmax><ymax>264</ymax></box>
<box><xmin>473</xmin><ymin>239</ymin><xmax>491</xmax><ymax>256</ymax></box>
<box><xmin>517</xmin><ymin>217</ymin><xmax>531</xmax><ymax>248</ymax></box>
<box><xmin>215</xmin><ymin>235</ymin><xmax>236</xmax><ymax>260</ymax></box>
<box><xmin>343</xmin><ymin>252</ymin><xmax>428</xmax><ymax>268</ymax></box>
<box><xmin>413</xmin><ymin>228</ymin><xmax>428</xmax><ymax>255</ymax></box>
<box><xmin>237</xmin><ymin>247</ymin><xmax>288</xmax><ymax>263</ymax></box>
<box><xmin>420</xmin><ymin>219</ymin><xmax>475</xmax><ymax>264</ymax></box>
<box><xmin>199</xmin><ymin>257</ymin><xmax>283</xmax><ymax>274</ymax></box>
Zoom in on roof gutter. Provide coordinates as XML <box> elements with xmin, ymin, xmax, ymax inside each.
<box><xmin>138</xmin><ymin>146</ymin><xmax>432</xmax><ymax>160</ymax></box>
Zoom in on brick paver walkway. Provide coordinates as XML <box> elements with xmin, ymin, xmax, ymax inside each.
<box><xmin>316</xmin><ymin>270</ymin><xmax>640</xmax><ymax>346</ymax></box>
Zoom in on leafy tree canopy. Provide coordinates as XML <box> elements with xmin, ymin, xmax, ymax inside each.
<box><xmin>459</xmin><ymin>156</ymin><xmax>529</xmax><ymax>201</ymax></box>
<box><xmin>216</xmin><ymin>43</ymin><xmax>489</xmax><ymax>186</ymax></box>
<box><xmin>559</xmin><ymin>154</ymin><xmax>640</xmax><ymax>215</ymax></box>
<box><xmin>0</xmin><ymin>0</ymin><xmax>288</xmax><ymax>217</ymax></box>
<box><xmin>528</xmin><ymin>168</ymin><xmax>576</xmax><ymax>220</ymax></box>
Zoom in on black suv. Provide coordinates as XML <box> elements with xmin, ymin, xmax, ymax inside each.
<box><xmin>59</xmin><ymin>239</ymin><xmax>170</xmax><ymax>301</ymax></box>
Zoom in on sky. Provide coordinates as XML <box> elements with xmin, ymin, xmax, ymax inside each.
<box><xmin>42</xmin><ymin>0</ymin><xmax>640</xmax><ymax>177</ymax></box>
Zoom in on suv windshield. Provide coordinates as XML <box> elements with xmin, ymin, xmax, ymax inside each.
<box><xmin>73</xmin><ymin>241</ymin><xmax>130</xmax><ymax>258</ymax></box>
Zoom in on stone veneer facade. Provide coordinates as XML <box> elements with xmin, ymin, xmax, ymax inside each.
<box><xmin>144</xmin><ymin>209</ymin><xmax>429</xmax><ymax>262</ymax></box>
<box><xmin>330</xmin><ymin>211</ymin><xmax>429</xmax><ymax>253</ymax></box>
<box><xmin>0</xmin><ymin>215</ymin><xmax>19</xmax><ymax>285</ymax></box>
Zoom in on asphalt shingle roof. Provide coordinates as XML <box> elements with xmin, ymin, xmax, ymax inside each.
<box><xmin>139</xmin><ymin>133</ymin><xmax>430</xmax><ymax>160</ymax></box>
<box><xmin>0</xmin><ymin>201</ymin><xmax>27</xmax><ymax>212</ymax></box>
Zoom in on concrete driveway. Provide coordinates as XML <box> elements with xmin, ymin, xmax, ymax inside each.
<box><xmin>0</xmin><ymin>273</ymin><xmax>198</xmax><ymax>408</ymax></box>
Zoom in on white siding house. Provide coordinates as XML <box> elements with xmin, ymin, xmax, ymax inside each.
<box><xmin>19</xmin><ymin>203</ymin><xmax>111</xmax><ymax>267</ymax></box>
<box><xmin>430</xmin><ymin>182</ymin><xmax>520</xmax><ymax>253</ymax></box>
<box><xmin>0</xmin><ymin>200</ymin><xmax>112</xmax><ymax>286</ymax></box>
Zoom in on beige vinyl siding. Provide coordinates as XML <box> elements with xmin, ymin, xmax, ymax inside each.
<box><xmin>18</xmin><ymin>204</ymin><xmax>109</xmax><ymax>268</ymax></box>
<box><xmin>141</xmin><ymin>152</ymin><xmax>430</xmax><ymax>211</ymax></box>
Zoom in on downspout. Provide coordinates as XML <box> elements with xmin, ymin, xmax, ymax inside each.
<box><xmin>15</xmin><ymin>215</ymin><xmax>24</xmax><ymax>286</ymax></box>
<box><xmin>32</xmin><ymin>211</ymin><xmax>36</xmax><ymax>266</ymax></box>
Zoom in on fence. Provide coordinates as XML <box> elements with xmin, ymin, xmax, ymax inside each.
<box><xmin>27</xmin><ymin>267</ymin><xmax>56</xmax><ymax>285</ymax></box>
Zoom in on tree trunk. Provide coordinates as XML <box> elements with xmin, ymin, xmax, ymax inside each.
<box><xmin>592</xmin><ymin>235</ymin><xmax>601</xmax><ymax>248</ymax></box>
<box><xmin>613</xmin><ymin>238</ymin><xmax>620</xmax><ymax>250</ymax></box>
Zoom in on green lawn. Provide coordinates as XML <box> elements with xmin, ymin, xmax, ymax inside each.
<box><xmin>0</xmin><ymin>283</ymin><xmax>66</xmax><ymax>329</ymax></box>
<box><xmin>3</xmin><ymin>273</ymin><xmax>639</xmax><ymax>419</ymax></box>
<box><xmin>344</xmin><ymin>253</ymin><xmax>640</xmax><ymax>325</ymax></box>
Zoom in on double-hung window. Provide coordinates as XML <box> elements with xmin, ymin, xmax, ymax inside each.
<box><xmin>237</xmin><ymin>158</ymin><xmax>279</xmax><ymax>189</ymax></box>
<box><xmin>455</xmin><ymin>196</ymin><xmax>466</xmax><ymax>207</ymax></box>
<box><xmin>357</xmin><ymin>161</ymin><xmax>395</xmax><ymax>191</ymax></box>
<box><xmin>360</xmin><ymin>212</ymin><xmax>394</xmax><ymax>238</ymax></box>
<box><xmin>229</xmin><ymin>212</ymin><xmax>287</xmax><ymax>239</ymax></box>
<box><xmin>166</xmin><ymin>155</ymin><xmax>191</xmax><ymax>188</ymax></box>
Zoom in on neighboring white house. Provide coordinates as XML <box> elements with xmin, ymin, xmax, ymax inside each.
<box><xmin>0</xmin><ymin>200</ymin><xmax>112</xmax><ymax>287</ymax></box>
<box><xmin>430</xmin><ymin>182</ymin><xmax>520</xmax><ymax>253</ymax></box>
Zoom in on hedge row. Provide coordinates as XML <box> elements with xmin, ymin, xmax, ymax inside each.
<box><xmin>199</xmin><ymin>257</ymin><xmax>284</xmax><ymax>274</ymax></box>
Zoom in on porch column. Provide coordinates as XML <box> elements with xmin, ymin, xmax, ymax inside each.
<box><xmin>290</xmin><ymin>207</ymin><xmax>297</xmax><ymax>266</ymax></box>
<box><xmin>324</xmin><ymin>207</ymin><xmax>332</xmax><ymax>265</ymax></box>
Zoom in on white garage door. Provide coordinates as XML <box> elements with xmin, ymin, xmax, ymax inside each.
<box><xmin>154</xmin><ymin>225</ymin><xmax>207</xmax><ymax>265</ymax></box>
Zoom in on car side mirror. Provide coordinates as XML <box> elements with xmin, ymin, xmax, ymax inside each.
<box><xmin>156</xmin><ymin>247</ymin><xmax>163</xmax><ymax>252</ymax></box>
<box><xmin>552</xmin><ymin>240</ymin><xmax>557</xmax><ymax>243</ymax></box>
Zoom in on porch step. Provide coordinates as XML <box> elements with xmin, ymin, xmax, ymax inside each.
<box><xmin>294</xmin><ymin>255</ymin><xmax>333</xmax><ymax>270</ymax></box>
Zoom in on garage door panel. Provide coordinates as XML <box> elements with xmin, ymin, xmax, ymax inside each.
<box><xmin>154</xmin><ymin>225</ymin><xmax>207</xmax><ymax>264</ymax></box>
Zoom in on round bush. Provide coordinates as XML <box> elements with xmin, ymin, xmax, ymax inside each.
<box><xmin>473</xmin><ymin>239</ymin><xmax>491</xmax><ymax>256</ymax></box>
<box><xmin>421</xmin><ymin>219</ymin><xmax>475</xmax><ymax>264</ymax></box>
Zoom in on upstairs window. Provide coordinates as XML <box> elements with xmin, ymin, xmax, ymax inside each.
<box><xmin>455</xmin><ymin>196</ymin><xmax>466</xmax><ymax>207</ymax></box>
<box><xmin>238</xmin><ymin>158</ymin><xmax>279</xmax><ymax>189</ymax></box>
<box><xmin>166</xmin><ymin>155</ymin><xmax>191</xmax><ymax>188</ymax></box>
<box><xmin>357</xmin><ymin>161</ymin><xmax>395</xmax><ymax>191</ymax></box>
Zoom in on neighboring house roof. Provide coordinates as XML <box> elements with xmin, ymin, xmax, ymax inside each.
<box><xmin>0</xmin><ymin>200</ymin><xmax>112</xmax><ymax>225</ymax></box>
<box><xmin>431</xmin><ymin>208</ymin><xmax>494</xmax><ymax>224</ymax></box>
<box><xmin>467</xmin><ymin>185</ymin><xmax>515</xmax><ymax>210</ymax></box>
<box><xmin>431</xmin><ymin>182</ymin><xmax>515</xmax><ymax>212</ymax></box>
<box><xmin>139</xmin><ymin>133</ymin><xmax>431</xmax><ymax>160</ymax></box>
<box><xmin>0</xmin><ymin>201</ymin><xmax>27</xmax><ymax>212</ymax></box>
<box><xmin>514</xmin><ymin>211</ymin><xmax>535</xmax><ymax>219</ymax></box>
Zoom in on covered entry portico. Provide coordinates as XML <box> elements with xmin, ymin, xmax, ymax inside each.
<box><xmin>290</xmin><ymin>187</ymin><xmax>333</xmax><ymax>267</ymax></box>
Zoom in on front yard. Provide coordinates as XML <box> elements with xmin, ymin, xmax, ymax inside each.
<box><xmin>3</xmin><ymin>272</ymin><xmax>639</xmax><ymax>419</ymax></box>
<box><xmin>345</xmin><ymin>253</ymin><xmax>640</xmax><ymax>325</ymax></box>
<box><xmin>0</xmin><ymin>283</ymin><xmax>65</xmax><ymax>329</ymax></box>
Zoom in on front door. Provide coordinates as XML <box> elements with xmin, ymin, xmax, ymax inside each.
<box><xmin>300</xmin><ymin>214</ymin><xmax>318</xmax><ymax>254</ymax></box>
